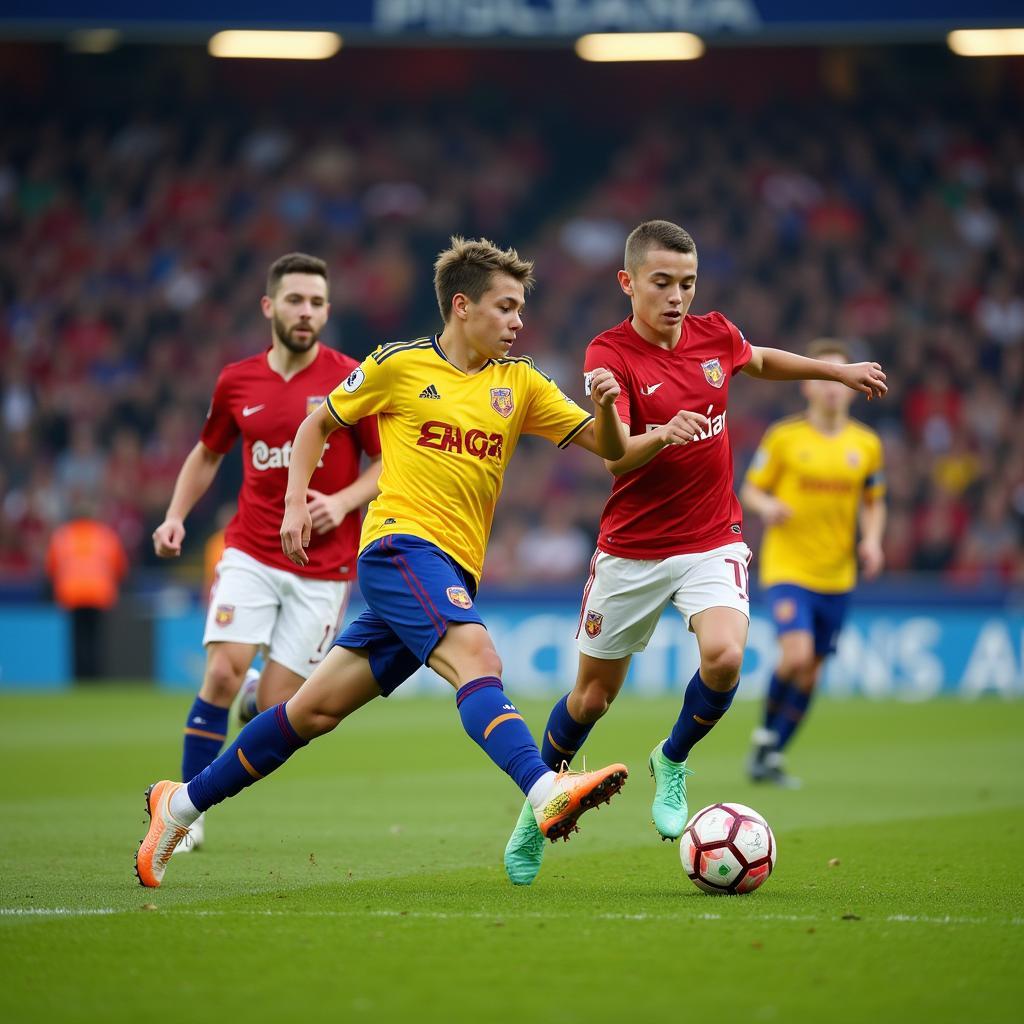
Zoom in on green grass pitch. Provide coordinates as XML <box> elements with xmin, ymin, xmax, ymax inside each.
<box><xmin>1</xmin><ymin>687</ymin><xmax>1022</xmax><ymax>1023</ymax></box>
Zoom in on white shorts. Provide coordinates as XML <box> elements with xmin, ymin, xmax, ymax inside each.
<box><xmin>576</xmin><ymin>542</ymin><xmax>752</xmax><ymax>660</ymax></box>
<box><xmin>203</xmin><ymin>547</ymin><xmax>350</xmax><ymax>678</ymax></box>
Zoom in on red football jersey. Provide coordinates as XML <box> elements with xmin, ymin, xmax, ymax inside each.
<box><xmin>200</xmin><ymin>346</ymin><xmax>381</xmax><ymax>580</ymax></box>
<box><xmin>584</xmin><ymin>312</ymin><xmax>752</xmax><ymax>559</ymax></box>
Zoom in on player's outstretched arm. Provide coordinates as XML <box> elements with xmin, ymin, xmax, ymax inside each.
<box><xmin>307</xmin><ymin>456</ymin><xmax>383</xmax><ymax>536</ymax></box>
<box><xmin>570</xmin><ymin>367</ymin><xmax>628</xmax><ymax>460</ymax></box>
<box><xmin>281</xmin><ymin>404</ymin><xmax>340</xmax><ymax>565</ymax></box>
<box><xmin>152</xmin><ymin>442</ymin><xmax>224</xmax><ymax>558</ymax></box>
<box><xmin>742</xmin><ymin>347</ymin><xmax>887</xmax><ymax>400</ymax></box>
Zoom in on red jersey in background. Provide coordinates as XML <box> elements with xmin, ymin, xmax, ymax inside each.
<box><xmin>200</xmin><ymin>346</ymin><xmax>380</xmax><ymax>580</ymax></box>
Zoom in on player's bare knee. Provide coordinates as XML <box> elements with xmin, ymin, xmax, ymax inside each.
<box><xmin>780</xmin><ymin>653</ymin><xmax>816</xmax><ymax>684</ymax></box>
<box><xmin>701</xmin><ymin>642</ymin><xmax>744</xmax><ymax>689</ymax></box>
<box><xmin>201</xmin><ymin>657</ymin><xmax>245</xmax><ymax>705</ymax></box>
<box><xmin>576</xmin><ymin>685</ymin><xmax>615</xmax><ymax>723</ymax></box>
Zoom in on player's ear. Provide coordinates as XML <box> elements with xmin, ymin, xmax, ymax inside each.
<box><xmin>617</xmin><ymin>270</ymin><xmax>633</xmax><ymax>297</ymax></box>
<box><xmin>260</xmin><ymin>295</ymin><xmax>273</xmax><ymax>319</ymax></box>
<box><xmin>451</xmin><ymin>292</ymin><xmax>471</xmax><ymax>321</ymax></box>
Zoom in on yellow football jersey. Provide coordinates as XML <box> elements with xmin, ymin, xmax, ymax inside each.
<box><xmin>744</xmin><ymin>416</ymin><xmax>885</xmax><ymax>593</ymax></box>
<box><xmin>326</xmin><ymin>335</ymin><xmax>592</xmax><ymax>582</ymax></box>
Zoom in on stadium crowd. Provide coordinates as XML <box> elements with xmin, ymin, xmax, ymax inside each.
<box><xmin>2</xmin><ymin>59</ymin><xmax>1022</xmax><ymax>590</ymax></box>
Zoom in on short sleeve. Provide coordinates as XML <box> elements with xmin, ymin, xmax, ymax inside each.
<box><xmin>354</xmin><ymin>414</ymin><xmax>382</xmax><ymax>459</ymax></box>
<box><xmin>724</xmin><ymin>316</ymin><xmax>753</xmax><ymax>375</ymax></box>
<box><xmin>584</xmin><ymin>342</ymin><xmax>631</xmax><ymax>426</ymax></box>
<box><xmin>199</xmin><ymin>369</ymin><xmax>240</xmax><ymax>454</ymax></box>
<box><xmin>863</xmin><ymin>433</ymin><xmax>886</xmax><ymax>502</ymax></box>
<box><xmin>326</xmin><ymin>351</ymin><xmax>393</xmax><ymax>426</ymax></box>
<box><xmin>744</xmin><ymin>427</ymin><xmax>782</xmax><ymax>492</ymax></box>
<box><xmin>522</xmin><ymin>363</ymin><xmax>593</xmax><ymax>449</ymax></box>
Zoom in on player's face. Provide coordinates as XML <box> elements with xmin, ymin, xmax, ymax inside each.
<box><xmin>263</xmin><ymin>273</ymin><xmax>330</xmax><ymax>353</ymax></box>
<box><xmin>619</xmin><ymin>248</ymin><xmax>698</xmax><ymax>340</ymax></box>
<box><xmin>460</xmin><ymin>273</ymin><xmax>526</xmax><ymax>359</ymax></box>
<box><xmin>803</xmin><ymin>355</ymin><xmax>854</xmax><ymax>415</ymax></box>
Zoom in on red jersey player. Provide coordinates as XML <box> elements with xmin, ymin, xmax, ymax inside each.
<box><xmin>504</xmin><ymin>220</ymin><xmax>886</xmax><ymax>884</ymax></box>
<box><xmin>151</xmin><ymin>252</ymin><xmax>381</xmax><ymax>850</ymax></box>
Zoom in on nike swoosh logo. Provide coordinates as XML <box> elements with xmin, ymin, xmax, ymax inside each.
<box><xmin>242</xmin><ymin>404</ymin><xmax>266</xmax><ymax>417</ymax></box>
<box><xmin>643</xmin><ymin>383</ymin><xmax>664</xmax><ymax>395</ymax></box>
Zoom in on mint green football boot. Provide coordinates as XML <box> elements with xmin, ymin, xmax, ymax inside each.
<box><xmin>504</xmin><ymin>799</ymin><xmax>546</xmax><ymax>885</ymax></box>
<box><xmin>649</xmin><ymin>741</ymin><xmax>694</xmax><ymax>841</ymax></box>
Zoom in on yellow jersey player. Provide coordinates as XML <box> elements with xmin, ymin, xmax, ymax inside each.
<box><xmin>135</xmin><ymin>236</ymin><xmax>632</xmax><ymax>888</ymax></box>
<box><xmin>742</xmin><ymin>338</ymin><xmax>887</xmax><ymax>787</ymax></box>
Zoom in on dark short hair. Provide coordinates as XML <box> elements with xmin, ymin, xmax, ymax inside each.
<box><xmin>624</xmin><ymin>220</ymin><xmax>697</xmax><ymax>272</ymax></box>
<box><xmin>433</xmin><ymin>236</ymin><xmax>534</xmax><ymax>322</ymax></box>
<box><xmin>807</xmin><ymin>337</ymin><xmax>850</xmax><ymax>361</ymax></box>
<box><xmin>267</xmin><ymin>253</ymin><xmax>328</xmax><ymax>297</ymax></box>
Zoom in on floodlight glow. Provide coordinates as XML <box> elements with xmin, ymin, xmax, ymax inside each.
<box><xmin>947</xmin><ymin>29</ymin><xmax>1024</xmax><ymax>56</ymax></box>
<box><xmin>208</xmin><ymin>31</ymin><xmax>342</xmax><ymax>60</ymax></box>
<box><xmin>575</xmin><ymin>33</ymin><xmax>705</xmax><ymax>62</ymax></box>
<box><xmin>68</xmin><ymin>29</ymin><xmax>121</xmax><ymax>54</ymax></box>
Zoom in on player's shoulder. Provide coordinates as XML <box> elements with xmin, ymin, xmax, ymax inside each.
<box><xmin>369</xmin><ymin>335</ymin><xmax>435</xmax><ymax>366</ymax></box>
<box><xmin>316</xmin><ymin>345</ymin><xmax>361</xmax><ymax>373</ymax></box>
<box><xmin>845</xmin><ymin>417</ymin><xmax>883</xmax><ymax>446</ymax></box>
<box><xmin>492</xmin><ymin>353</ymin><xmax>554</xmax><ymax>382</ymax></box>
<box><xmin>686</xmin><ymin>309</ymin><xmax>739</xmax><ymax>338</ymax></box>
<box><xmin>760</xmin><ymin>414</ymin><xmax>808</xmax><ymax>444</ymax></box>
<box><xmin>217</xmin><ymin>351</ymin><xmax>269</xmax><ymax>379</ymax></box>
<box><xmin>588</xmin><ymin>318</ymin><xmax>631</xmax><ymax>348</ymax></box>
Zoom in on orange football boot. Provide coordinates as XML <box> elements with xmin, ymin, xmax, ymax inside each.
<box><xmin>134</xmin><ymin>780</ymin><xmax>192</xmax><ymax>888</ymax></box>
<box><xmin>537</xmin><ymin>763</ymin><xmax>628</xmax><ymax>842</ymax></box>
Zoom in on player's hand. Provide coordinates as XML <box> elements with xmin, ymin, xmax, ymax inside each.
<box><xmin>152</xmin><ymin>517</ymin><xmax>185</xmax><ymax>558</ymax></box>
<box><xmin>859</xmin><ymin>538</ymin><xmax>885</xmax><ymax>580</ymax></box>
<box><xmin>660</xmin><ymin>410</ymin><xmax>710</xmax><ymax>446</ymax></box>
<box><xmin>280</xmin><ymin>501</ymin><xmax>313</xmax><ymax>566</ymax></box>
<box><xmin>838</xmin><ymin>362</ymin><xmax>887</xmax><ymax>400</ymax></box>
<box><xmin>759</xmin><ymin>497</ymin><xmax>793</xmax><ymax>526</ymax></box>
<box><xmin>306</xmin><ymin>488</ymin><xmax>350</xmax><ymax>536</ymax></box>
<box><xmin>587</xmin><ymin>367</ymin><xmax>621</xmax><ymax>408</ymax></box>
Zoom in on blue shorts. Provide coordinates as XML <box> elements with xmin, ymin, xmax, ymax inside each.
<box><xmin>765</xmin><ymin>584</ymin><xmax>851</xmax><ymax>657</ymax></box>
<box><xmin>334</xmin><ymin>534</ymin><xmax>484</xmax><ymax>696</ymax></box>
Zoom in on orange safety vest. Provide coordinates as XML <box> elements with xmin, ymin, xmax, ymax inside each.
<box><xmin>45</xmin><ymin>520</ymin><xmax>128</xmax><ymax>610</ymax></box>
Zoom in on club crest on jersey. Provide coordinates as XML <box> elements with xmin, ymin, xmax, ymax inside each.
<box><xmin>490</xmin><ymin>388</ymin><xmax>514</xmax><ymax>418</ymax></box>
<box><xmin>846</xmin><ymin>450</ymin><xmax>862</xmax><ymax>468</ymax></box>
<box><xmin>701</xmin><ymin>358</ymin><xmax>725</xmax><ymax>388</ymax></box>
<box><xmin>585</xmin><ymin>610</ymin><xmax>604</xmax><ymax>638</ymax></box>
<box><xmin>214</xmin><ymin>604</ymin><xmax>235</xmax><ymax>626</ymax></box>
<box><xmin>307</xmin><ymin>395</ymin><xmax>325</xmax><ymax>416</ymax></box>
<box><xmin>446</xmin><ymin>586</ymin><xmax>473</xmax><ymax>609</ymax></box>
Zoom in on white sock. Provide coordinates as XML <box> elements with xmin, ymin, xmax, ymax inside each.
<box><xmin>526</xmin><ymin>770</ymin><xmax>558</xmax><ymax>814</ymax></box>
<box><xmin>169</xmin><ymin>785</ymin><xmax>200</xmax><ymax>825</ymax></box>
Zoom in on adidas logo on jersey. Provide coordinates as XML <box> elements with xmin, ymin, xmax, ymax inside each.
<box><xmin>419</xmin><ymin>384</ymin><xmax>441</xmax><ymax>400</ymax></box>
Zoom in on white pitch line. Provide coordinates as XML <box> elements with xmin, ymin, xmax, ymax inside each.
<box><xmin>2</xmin><ymin>907</ymin><xmax>1020</xmax><ymax>926</ymax></box>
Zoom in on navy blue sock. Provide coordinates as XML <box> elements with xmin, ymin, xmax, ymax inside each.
<box><xmin>762</xmin><ymin>672</ymin><xmax>793</xmax><ymax>732</ymax></box>
<box><xmin>455</xmin><ymin>677</ymin><xmax>550</xmax><ymax>797</ymax></box>
<box><xmin>181</xmin><ymin>696</ymin><xmax>229</xmax><ymax>782</ymax></box>
<box><xmin>662</xmin><ymin>670</ymin><xmax>737</xmax><ymax>764</ymax></box>
<box><xmin>771</xmin><ymin>688</ymin><xmax>813</xmax><ymax>752</ymax></box>
<box><xmin>540</xmin><ymin>694</ymin><xmax>594</xmax><ymax>770</ymax></box>
<box><xmin>187</xmin><ymin>704</ymin><xmax>307</xmax><ymax>812</ymax></box>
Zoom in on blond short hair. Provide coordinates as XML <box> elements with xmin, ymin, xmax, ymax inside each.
<box><xmin>433</xmin><ymin>236</ymin><xmax>534</xmax><ymax>322</ymax></box>
<box><xmin>807</xmin><ymin>338</ymin><xmax>850</xmax><ymax>361</ymax></box>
